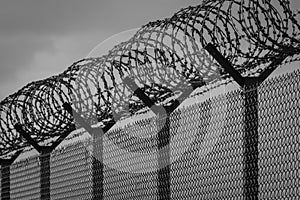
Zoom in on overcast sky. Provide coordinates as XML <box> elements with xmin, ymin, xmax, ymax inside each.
<box><xmin>0</xmin><ymin>0</ymin><xmax>202</xmax><ymax>100</ymax></box>
<box><xmin>0</xmin><ymin>0</ymin><xmax>300</xmax><ymax>101</ymax></box>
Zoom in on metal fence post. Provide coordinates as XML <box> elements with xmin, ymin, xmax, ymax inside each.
<box><xmin>14</xmin><ymin>124</ymin><xmax>73</xmax><ymax>200</ymax></box>
<box><xmin>63</xmin><ymin>103</ymin><xmax>112</xmax><ymax>200</ymax></box>
<box><xmin>243</xmin><ymin>82</ymin><xmax>259</xmax><ymax>200</ymax></box>
<box><xmin>124</xmin><ymin>77</ymin><xmax>199</xmax><ymax>200</ymax></box>
<box><xmin>1</xmin><ymin>163</ymin><xmax>10</xmax><ymax>200</ymax></box>
<box><xmin>157</xmin><ymin>115</ymin><xmax>170</xmax><ymax>200</ymax></box>
<box><xmin>92</xmin><ymin>131</ymin><xmax>103</xmax><ymax>200</ymax></box>
<box><xmin>40</xmin><ymin>148</ymin><xmax>51</xmax><ymax>200</ymax></box>
<box><xmin>205</xmin><ymin>43</ymin><xmax>288</xmax><ymax>199</ymax></box>
<box><xmin>0</xmin><ymin>152</ymin><xmax>22</xmax><ymax>200</ymax></box>
<box><xmin>204</xmin><ymin>43</ymin><xmax>287</xmax><ymax>199</ymax></box>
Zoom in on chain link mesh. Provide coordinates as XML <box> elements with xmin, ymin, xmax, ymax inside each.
<box><xmin>10</xmin><ymin>156</ymin><xmax>40</xmax><ymax>199</ymax></box>
<box><xmin>1</xmin><ymin>69</ymin><xmax>299</xmax><ymax>199</ymax></box>
<box><xmin>258</xmin><ymin>70</ymin><xmax>300</xmax><ymax>199</ymax></box>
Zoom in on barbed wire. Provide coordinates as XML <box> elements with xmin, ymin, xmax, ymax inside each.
<box><xmin>0</xmin><ymin>0</ymin><xmax>299</xmax><ymax>158</ymax></box>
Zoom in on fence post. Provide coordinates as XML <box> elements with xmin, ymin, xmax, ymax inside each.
<box><xmin>40</xmin><ymin>148</ymin><xmax>52</xmax><ymax>200</ymax></box>
<box><xmin>63</xmin><ymin>103</ymin><xmax>113</xmax><ymax>200</ymax></box>
<box><xmin>1</xmin><ymin>162</ymin><xmax>11</xmax><ymax>200</ymax></box>
<box><xmin>205</xmin><ymin>44</ymin><xmax>260</xmax><ymax>199</ymax></box>
<box><xmin>205</xmin><ymin>43</ymin><xmax>287</xmax><ymax>199</ymax></box>
<box><xmin>92</xmin><ymin>130</ymin><xmax>103</xmax><ymax>200</ymax></box>
<box><xmin>243</xmin><ymin>81</ymin><xmax>259</xmax><ymax>200</ymax></box>
<box><xmin>0</xmin><ymin>152</ymin><xmax>22</xmax><ymax>200</ymax></box>
<box><xmin>124</xmin><ymin>77</ymin><xmax>199</xmax><ymax>200</ymax></box>
<box><xmin>157</xmin><ymin>115</ymin><xmax>170</xmax><ymax>200</ymax></box>
<box><xmin>124</xmin><ymin>77</ymin><xmax>171</xmax><ymax>199</ymax></box>
<box><xmin>14</xmin><ymin>124</ymin><xmax>73</xmax><ymax>200</ymax></box>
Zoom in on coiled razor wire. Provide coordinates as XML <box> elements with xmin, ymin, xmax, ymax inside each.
<box><xmin>0</xmin><ymin>0</ymin><xmax>300</xmax><ymax>158</ymax></box>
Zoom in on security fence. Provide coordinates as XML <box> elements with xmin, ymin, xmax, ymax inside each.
<box><xmin>1</xmin><ymin>69</ymin><xmax>299</xmax><ymax>199</ymax></box>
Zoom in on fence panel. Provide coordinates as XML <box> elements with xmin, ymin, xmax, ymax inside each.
<box><xmin>4</xmin><ymin>69</ymin><xmax>300</xmax><ymax>199</ymax></box>
<box><xmin>258</xmin><ymin>70</ymin><xmax>300</xmax><ymax>199</ymax></box>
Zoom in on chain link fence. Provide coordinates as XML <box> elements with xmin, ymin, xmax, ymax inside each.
<box><xmin>1</xmin><ymin>69</ymin><xmax>299</xmax><ymax>199</ymax></box>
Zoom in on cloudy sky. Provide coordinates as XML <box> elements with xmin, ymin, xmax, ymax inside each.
<box><xmin>0</xmin><ymin>0</ymin><xmax>202</xmax><ymax>100</ymax></box>
<box><xmin>0</xmin><ymin>0</ymin><xmax>300</xmax><ymax>101</ymax></box>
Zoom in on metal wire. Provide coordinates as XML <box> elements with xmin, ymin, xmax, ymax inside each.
<box><xmin>6</xmin><ymin>69</ymin><xmax>300</xmax><ymax>199</ymax></box>
<box><xmin>0</xmin><ymin>0</ymin><xmax>299</xmax><ymax>158</ymax></box>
